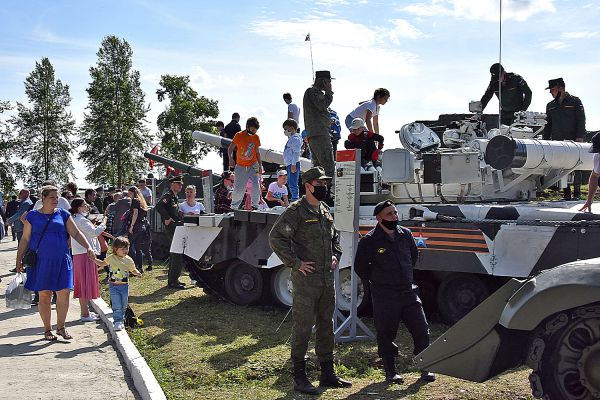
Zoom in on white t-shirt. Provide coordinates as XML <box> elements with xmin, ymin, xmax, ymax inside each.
<box><xmin>139</xmin><ymin>186</ymin><xmax>153</xmax><ymax>204</ymax></box>
<box><xmin>268</xmin><ymin>182</ymin><xmax>288</xmax><ymax>200</ymax></box>
<box><xmin>34</xmin><ymin>196</ymin><xmax>71</xmax><ymax>211</ymax></box>
<box><xmin>288</xmin><ymin>103</ymin><xmax>301</xmax><ymax>124</ymax></box>
<box><xmin>179</xmin><ymin>200</ymin><xmax>205</xmax><ymax>215</ymax></box>
<box><xmin>349</xmin><ymin>99</ymin><xmax>379</xmax><ymax>120</ymax></box>
<box><xmin>594</xmin><ymin>153</ymin><xmax>600</xmax><ymax>174</ymax></box>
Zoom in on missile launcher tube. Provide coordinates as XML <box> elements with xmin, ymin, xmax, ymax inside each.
<box><xmin>192</xmin><ymin>131</ymin><xmax>314</xmax><ymax>172</ymax></box>
<box><xmin>144</xmin><ymin>152</ymin><xmax>204</xmax><ymax>176</ymax></box>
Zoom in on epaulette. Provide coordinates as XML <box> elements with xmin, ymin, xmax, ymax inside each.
<box><xmin>288</xmin><ymin>199</ymin><xmax>302</xmax><ymax>211</ymax></box>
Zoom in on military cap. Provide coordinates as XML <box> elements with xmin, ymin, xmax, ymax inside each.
<box><xmin>546</xmin><ymin>78</ymin><xmax>565</xmax><ymax>90</ymax></box>
<box><xmin>302</xmin><ymin>166</ymin><xmax>331</xmax><ymax>184</ymax></box>
<box><xmin>373</xmin><ymin>200</ymin><xmax>395</xmax><ymax>216</ymax></box>
<box><xmin>590</xmin><ymin>132</ymin><xmax>600</xmax><ymax>153</ymax></box>
<box><xmin>490</xmin><ymin>63</ymin><xmax>504</xmax><ymax>77</ymax></box>
<box><xmin>170</xmin><ymin>175</ymin><xmax>184</xmax><ymax>184</ymax></box>
<box><xmin>315</xmin><ymin>70</ymin><xmax>335</xmax><ymax>80</ymax></box>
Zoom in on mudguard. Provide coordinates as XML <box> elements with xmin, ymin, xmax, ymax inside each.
<box><xmin>416</xmin><ymin>259</ymin><xmax>600</xmax><ymax>382</ymax></box>
<box><xmin>499</xmin><ymin>258</ymin><xmax>600</xmax><ymax>330</ymax></box>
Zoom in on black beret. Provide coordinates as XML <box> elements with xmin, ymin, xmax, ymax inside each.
<box><xmin>373</xmin><ymin>200</ymin><xmax>395</xmax><ymax>216</ymax></box>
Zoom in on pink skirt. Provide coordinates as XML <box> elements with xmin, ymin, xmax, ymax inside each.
<box><xmin>72</xmin><ymin>254</ymin><xmax>100</xmax><ymax>300</ymax></box>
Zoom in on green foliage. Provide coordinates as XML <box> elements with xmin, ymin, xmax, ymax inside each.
<box><xmin>156</xmin><ymin>74</ymin><xmax>219</xmax><ymax>164</ymax></box>
<box><xmin>79</xmin><ymin>35</ymin><xmax>150</xmax><ymax>187</ymax></box>
<box><xmin>10</xmin><ymin>58</ymin><xmax>75</xmax><ymax>187</ymax></box>
<box><xmin>0</xmin><ymin>101</ymin><xmax>23</xmax><ymax>193</ymax></box>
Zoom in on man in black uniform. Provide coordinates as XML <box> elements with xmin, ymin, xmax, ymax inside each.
<box><xmin>481</xmin><ymin>63</ymin><xmax>532</xmax><ymax>126</ymax></box>
<box><xmin>354</xmin><ymin>200</ymin><xmax>435</xmax><ymax>384</ymax></box>
<box><xmin>154</xmin><ymin>175</ymin><xmax>185</xmax><ymax>289</ymax></box>
<box><xmin>222</xmin><ymin>112</ymin><xmax>241</xmax><ymax>171</ymax></box>
<box><xmin>542</xmin><ymin>77</ymin><xmax>587</xmax><ymax>200</ymax></box>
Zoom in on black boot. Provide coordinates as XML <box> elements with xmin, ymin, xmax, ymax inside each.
<box><xmin>319</xmin><ymin>361</ymin><xmax>352</xmax><ymax>388</ymax></box>
<box><xmin>382</xmin><ymin>357</ymin><xmax>404</xmax><ymax>384</ymax></box>
<box><xmin>293</xmin><ymin>360</ymin><xmax>319</xmax><ymax>395</ymax></box>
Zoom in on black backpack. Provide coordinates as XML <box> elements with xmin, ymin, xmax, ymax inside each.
<box><xmin>124</xmin><ymin>305</ymin><xmax>141</xmax><ymax>329</ymax></box>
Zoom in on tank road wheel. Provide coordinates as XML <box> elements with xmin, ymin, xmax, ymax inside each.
<box><xmin>224</xmin><ymin>260</ymin><xmax>264</xmax><ymax>305</ymax></box>
<box><xmin>437</xmin><ymin>273</ymin><xmax>490</xmax><ymax>325</ymax></box>
<box><xmin>528</xmin><ymin>303</ymin><xmax>600</xmax><ymax>400</ymax></box>
<box><xmin>270</xmin><ymin>266</ymin><xmax>293</xmax><ymax>308</ymax></box>
<box><xmin>335</xmin><ymin>268</ymin><xmax>364</xmax><ymax>312</ymax></box>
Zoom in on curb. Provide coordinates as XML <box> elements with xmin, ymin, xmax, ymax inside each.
<box><xmin>90</xmin><ymin>297</ymin><xmax>167</xmax><ymax>400</ymax></box>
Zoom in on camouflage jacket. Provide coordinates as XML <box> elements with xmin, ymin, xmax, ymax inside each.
<box><xmin>481</xmin><ymin>72</ymin><xmax>532</xmax><ymax>112</ymax></box>
<box><xmin>542</xmin><ymin>92</ymin><xmax>586</xmax><ymax>141</ymax></box>
<box><xmin>269</xmin><ymin>197</ymin><xmax>342</xmax><ymax>285</ymax></box>
<box><xmin>303</xmin><ymin>85</ymin><xmax>333</xmax><ymax>138</ymax></box>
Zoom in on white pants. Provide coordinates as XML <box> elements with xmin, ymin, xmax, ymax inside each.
<box><xmin>232</xmin><ymin>163</ymin><xmax>261</xmax><ymax>209</ymax></box>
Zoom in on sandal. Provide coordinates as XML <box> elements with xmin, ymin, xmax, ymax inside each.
<box><xmin>44</xmin><ymin>330</ymin><xmax>57</xmax><ymax>341</ymax></box>
<box><xmin>56</xmin><ymin>327</ymin><xmax>73</xmax><ymax>340</ymax></box>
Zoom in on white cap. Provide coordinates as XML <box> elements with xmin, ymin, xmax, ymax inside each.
<box><xmin>349</xmin><ymin>118</ymin><xmax>366</xmax><ymax>131</ymax></box>
<box><xmin>277</xmin><ymin>170</ymin><xmax>287</xmax><ymax>176</ymax></box>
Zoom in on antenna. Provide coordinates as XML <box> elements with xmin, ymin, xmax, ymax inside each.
<box><xmin>497</xmin><ymin>0</ymin><xmax>503</xmax><ymax>129</ymax></box>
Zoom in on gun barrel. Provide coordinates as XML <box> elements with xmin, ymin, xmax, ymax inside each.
<box><xmin>144</xmin><ymin>152</ymin><xmax>204</xmax><ymax>176</ymax></box>
<box><xmin>484</xmin><ymin>135</ymin><xmax>593</xmax><ymax>171</ymax></box>
<box><xmin>192</xmin><ymin>131</ymin><xmax>313</xmax><ymax>172</ymax></box>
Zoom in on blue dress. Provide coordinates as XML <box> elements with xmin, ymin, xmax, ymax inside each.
<box><xmin>24</xmin><ymin>209</ymin><xmax>73</xmax><ymax>291</ymax></box>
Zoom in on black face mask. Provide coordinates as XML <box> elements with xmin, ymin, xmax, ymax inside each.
<box><xmin>310</xmin><ymin>184</ymin><xmax>328</xmax><ymax>201</ymax></box>
<box><xmin>381</xmin><ymin>219</ymin><xmax>399</xmax><ymax>230</ymax></box>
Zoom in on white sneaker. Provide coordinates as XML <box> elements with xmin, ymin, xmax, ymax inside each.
<box><xmin>114</xmin><ymin>321</ymin><xmax>124</xmax><ymax>331</ymax></box>
<box><xmin>81</xmin><ymin>313</ymin><xmax>100</xmax><ymax>322</ymax></box>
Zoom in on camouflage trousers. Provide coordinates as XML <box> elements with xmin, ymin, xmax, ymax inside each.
<box><xmin>291</xmin><ymin>281</ymin><xmax>335</xmax><ymax>363</ymax></box>
<box><xmin>308</xmin><ymin>135</ymin><xmax>335</xmax><ymax>180</ymax></box>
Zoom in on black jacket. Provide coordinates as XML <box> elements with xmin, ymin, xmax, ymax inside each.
<box><xmin>481</xmin><ymin>72</ymin><xmax>532</xmax><ymax>113</ymax></box>
<box><xmin>354</xmin><ymin>224</ymin><xmax>418</xmax><ymax>292</ymax></box>
<box><xmin>223</xmin><ymin>120</ymin><xmax>241</xmax><ymax>140</ymax></box>
<box><xmin>542</xmin><ymin>92</ymin><xmax>586</xmax><ymax>141</ymax></box>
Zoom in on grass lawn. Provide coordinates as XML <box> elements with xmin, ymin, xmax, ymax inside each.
<box><xmin>101</xmin><ymin>265</ymin><xmax>534</xmax><ymax>400</ymax></box>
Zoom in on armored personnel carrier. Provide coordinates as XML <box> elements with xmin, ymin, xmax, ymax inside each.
<box><xmin>160</xmin><ymin>105</ymin><xmax>600</xmax><ymax>324</ymax></box>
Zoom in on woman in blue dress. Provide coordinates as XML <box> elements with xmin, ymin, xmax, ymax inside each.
<box><xmin>15</xmin><ymin>185</ymin><xmax>95</xmax><ymax>341</ymax></box>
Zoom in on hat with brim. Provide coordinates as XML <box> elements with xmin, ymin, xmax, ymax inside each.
<box><xmin>546</xmin><ymin>78</ymin><xmax>565</xmax><ymax>90</ymax></box>
<box><xmin>349</xmin><ymin>118</ymin><xmax>367</xmax><ymax>131</ymax></box>
<box><xmin>315</xmin><ymin>70</ymin><xmax>334</xmax><ymax>80</ymax></box>
<box><xmin>277</xmin><ymin>170</ymin><xmax>287</xmax><ymax>177</ymax></box>
<box><xmin>590</xmin><ymin>132</ymin><xmax>600</xmax><ymax>153</ymax></box>
<box><xmin>373</xmin><ymin>200</ymin><xmax>395</xmax><ymax>216</ymax></box>
<box><xmin>170</xmin><ymin>175</ymin><xmax>184</xmax><ymax>184</ymax></box>
<box><xmin>302</xmin><ymin>166</ymin><xmax>331</xmax><ymax>183</ymax></box>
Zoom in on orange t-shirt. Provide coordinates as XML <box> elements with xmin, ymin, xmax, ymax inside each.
<box><xmin>232</xmin><ymin>130</ymin><xmax>261</xmax><ymax>167</ymax></box>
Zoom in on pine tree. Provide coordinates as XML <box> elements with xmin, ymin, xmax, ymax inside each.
<box><xmin>79</xmin><ymin>35</ymin><xmax>150</xmax><ymax>187</ymax></box>
<box><xmin>156</xmin><ymin>74</ymin><xmax>219</xmax><ymax>164</ymax></box>
<box><xmin>0</xmin><ymin>101</ymin><xmax>23</xmax><ymax>193</ymax></box>
<box><xmin>11</xmin><ymin>58</ymin><xmax>75</xmax><ymax>187</ymax></box>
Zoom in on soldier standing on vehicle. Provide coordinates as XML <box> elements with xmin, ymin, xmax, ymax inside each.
<box><xmin>354</xmin><ymin>200</ymin><xmax>435</xmax><ymax>384</ymax></box>
<box><xmin>303</xmin><ymin>71</ymin><xmax>335</xmax><ymax>181</ymax></box>
<box><xmin>543</xmin><ymin>77</ymin><xmax>587</xmax><ymax>200</ymax></box>
<box><xmin>269</xmin><ymin>166</ymin><xmax>352</xmax><ymax>395</ymax></box>
<box><xmin>480</xmin><ymin>63</ymin><xmax>532</xmax><ymax>126</ymax></box>
<box><xmin>154</xmin><ymin>175</ymin><xmax>185</xmax><ymax>289</ymax></box>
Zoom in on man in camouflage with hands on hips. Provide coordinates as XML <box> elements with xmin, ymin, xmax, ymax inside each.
<box><xmin>269</xmin><ymin>166</ymin><xmax>351</xmax><ymax>395</ymax></box>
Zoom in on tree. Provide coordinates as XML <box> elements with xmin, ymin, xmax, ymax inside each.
<box><xmin>79</xmin><ymin>35</ymin><xmax>150</xmax><ymax>187</ymax></box>
<box><xmin>0</xmin><ymin>101</ymin><xmax>23</xmax><ymax>194</ymax></box>
<box><xmin>11</xmin><ymin>58</ymin><xmax>75</xmax><ymax>187</ymax></box>
<box><xmin>156</xmin><ymin>75</ymin><xmax>219</xmax><ymax>164</ymax></box>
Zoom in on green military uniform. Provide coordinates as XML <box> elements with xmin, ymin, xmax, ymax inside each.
<box><xmin>481</xmin><ymin>65</ymin><xmax>532</xmax><ymax>126</ymax></box>
<box><xmin>269</xmin><ymin>173</ymin><xmax>342</xmax><ymax>365</ymax></box>
<box><xmin>154</xmin><ymin>176</ymin><xmax>184</xmax><ymax>286</ymax></box>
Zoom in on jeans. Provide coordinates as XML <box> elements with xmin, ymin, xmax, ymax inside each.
<box><xmin>287</xmin><ymin>162</ymin><xmax>301</xmax><ymax>201</ymax></box>
<box><xmin>109</xmin><ymin>283</ymin><xmax>129</xmax><ymax>324</ymax></box>
<box><xmin>128</xmin><ymin>229</ymin><xmax>145</xmax><ymax>271</ymax></box>
<box><xmin>232</xmin><ymin>163</ymin><xmax>260</xmax><ymax>209</ymax></box>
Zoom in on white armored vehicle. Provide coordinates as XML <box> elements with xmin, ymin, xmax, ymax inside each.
<box><xmin>170</xmin><ymin>105</ymin><xmax>600</xmax><ymax>325</ymax></box>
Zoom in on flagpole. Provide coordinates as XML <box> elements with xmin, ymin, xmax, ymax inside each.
<box><xmin>306</xmin><ymin>33</ymin><xmax>314</xmax><ymax>80</ymax></box>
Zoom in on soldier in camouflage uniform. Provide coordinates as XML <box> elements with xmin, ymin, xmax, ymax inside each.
<box><xmin>303</xmin><ymin>71</ymin><xmax>335</xmax><ymax>181</ymax></box>
<box><xmin>154</xmin><ymin>175</ymin><xmax>185</xmax><ymax>289</ymax></box>
<box><xmin>269</xmin><ymin>166</ymin><xmax>351</xmax><ymax>395</ymax></box>
<box><xmin>481</xmin><ymin>63</ymin><xmax>532</xmax><ymax>126</ymax></box>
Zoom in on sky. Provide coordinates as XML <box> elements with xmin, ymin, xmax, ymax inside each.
<box><xmin>2</xmin><ymin>0</ymin><xmax>600</xmax><ymax>187</ymax></box>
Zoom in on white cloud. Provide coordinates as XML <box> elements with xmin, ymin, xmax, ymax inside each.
<box><xmin>388</xmin><ymin>19</ymin><xmax>425</xmax><ymax>43</ymax></box>
<box><xmin>562</xmin><ymin>31</ymin><xmax>598</xmax><ymax>39</ymax></box>
<box><xmin>543</xmin><ymin>41</ymin><xmax>569</xmax><ymax>50</ymax></box>
<box><xmin>401</xmin><ymin>0</ymin><xmax>556</xmax><ymax>22</ymax></box>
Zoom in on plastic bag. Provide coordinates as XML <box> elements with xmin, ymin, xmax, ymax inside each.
<box><xmin>5</xmin><ymin>273</ymin><xmax>33</xmax><ymax>309</ymax></box>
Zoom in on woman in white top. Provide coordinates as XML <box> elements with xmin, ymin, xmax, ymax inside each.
<box><xmin>69</xmin><ymin>198</ymin><xmax>106</xmax><ymax>321</ymax></box>
<box><xmin>179</xmin><ymin>185</ymin><xmax>206</xmax><ymax>215</ymax></box>
<box><xmin>345</xmin><ymin>88</ymin><xmax>390</xmax><ymax>134</ymax></box>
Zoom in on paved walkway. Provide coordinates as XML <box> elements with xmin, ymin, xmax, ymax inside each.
<box><xmin>0</xmin><ymin>237</ymin><xmax>139</xmax><ymax>400</ymax></box>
